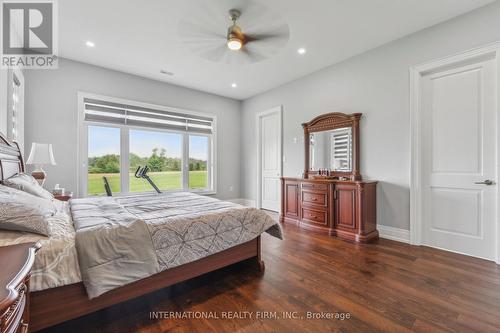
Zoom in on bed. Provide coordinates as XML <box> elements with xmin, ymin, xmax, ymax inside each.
<box><xmin>0</xmin><ymin>133</ymin><xmax>282</xmax><ymax>331</ymax></box>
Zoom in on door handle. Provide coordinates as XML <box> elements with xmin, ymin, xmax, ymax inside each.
<box><xmin>474</xmin><ymin>180</ymin><xmax>495</xmax><ymax>185</ymax></box>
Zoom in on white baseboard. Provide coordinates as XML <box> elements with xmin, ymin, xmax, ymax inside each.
<box><xmin>378</xmin><ymin>225</ymin><xmax>410</xmax><ymax>243</ymax></box>
<box><xmin>226</xmin><ymin>198</ymin><xmax>256</xmax><ymax>207</ymax></box>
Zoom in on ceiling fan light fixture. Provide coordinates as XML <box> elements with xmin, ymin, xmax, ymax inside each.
<box><xmin>227</xmin><ymin>37</ymin><xmax>242</xmax><ymax>51</ymax></box>
<box><xmin>178</xmin><ymin>5</ymin><xmax>290</xmax><ymax>64</ymax></box>
<box><xmin>226</xmin><ymin>9</ymin><xmax>243</xmax><ymax>51</ymax></box>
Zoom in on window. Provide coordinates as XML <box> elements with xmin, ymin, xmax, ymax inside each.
<box><xmin>11</xmin><ymin>74</ymin><xmax>20</xmax><ymax>142</ymax></box>
<box><xmin>9</xmin><ymin>70</ymin><xmax>24</xmax><ymax>151</ymax></box>
<box><xmin>189</xmin><ymin>135</ymin><xmax>209</xmax><ymax>189</ymax></box>
<box><xmin>87</xmin><ymin>126</ymin><xmax>121</xmax><ymax>195</ymax></box>
<box><xmin>129</xmin><ymin>129</ymin><xmax>182</xmax><ymax>192</ymax></box>
<box><xmin>80</xmin><ymin>94</ymin><xmax>215</xmax><ymax>196</ymax></box>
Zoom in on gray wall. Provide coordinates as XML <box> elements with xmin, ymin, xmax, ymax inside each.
<box><xmin>23</xmin><ymin>2</ymin><xmax>500</xmax><ymax>229</ymax></box>
<box><xmin>241</xmin><ymin>1</ymin><xmax>500</xmax><ymax>230</ymax></box>
<box><xmin>24</xmin><ymin>58</ymin><xmax>241</xmax><ymax>199</ymax></box>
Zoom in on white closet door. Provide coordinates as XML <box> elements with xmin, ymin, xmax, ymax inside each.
<box><xmin>421</xmin><ymin>57</ymin><xmax>496</xmax><ymax>260</ymax></box>
<box><xmin>260</xmin><ymin>109</ymin><xmax>282</xmax><ymax>212</ymax></box>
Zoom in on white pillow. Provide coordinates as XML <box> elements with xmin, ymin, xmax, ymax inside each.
<box><xmin>2</xmin><ymin>173</ymin><xmax>54</xmax><ymax>200</ymax></box>
<box><xmin>0</xmin><ymin>185</ymin><xmax>55</xmax><ymax>236</ymax></box>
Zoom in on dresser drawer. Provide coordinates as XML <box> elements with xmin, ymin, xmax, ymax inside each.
<box><xmin>301</xmin><ymin>207</ymin><xmax>328</xmax><ymax>226</ymax></box>
<box><xmin>302</xmin><ymin>190</ymin><xmax>327</xmax><ymax>207</ymax></box>
<box><xmin>301</xmin><ymin>182</ymin><xmax>328</xmax><ymax>191</ymax></box>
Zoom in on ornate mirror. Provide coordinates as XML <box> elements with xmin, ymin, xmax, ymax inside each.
<box><xmin>303</xmin><ymin>112</ymin><xmax>361</xmax><ymax>180</ymax></box>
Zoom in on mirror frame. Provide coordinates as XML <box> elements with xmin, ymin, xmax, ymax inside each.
<box><xmin>303</xmin><ymin>112</ymin><xmax>362</xmax><ymax>180</ymax></box>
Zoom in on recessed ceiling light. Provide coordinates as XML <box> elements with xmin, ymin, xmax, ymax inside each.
<box><xmin>86</xmin><ymin>41</ymin><xmax>95</xmax><ymax>48</ymax></box>
<box><xmin>297</xmin><ymin>47</ymin><xmax>306</xmax><ymax>55</ymax></box>
<box><xmin>160</xmin><ymin>69</ymin><xmax>174</xmax><ymax>76</ymax></box>
<box><xmin>231</xmin><ymin>83</ymin><xmax>237</xmax><ymax>88</ymax></box>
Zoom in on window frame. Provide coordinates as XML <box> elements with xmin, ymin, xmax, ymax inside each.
<box><xmin>78</xmin><ymin>92</ymin><xmax>217</xmax><ymax>197</ymax></box>
<box><xmin>187</xmin><ymin>133</ymin><xmax>212</xmax><ymax>191</ymax></box>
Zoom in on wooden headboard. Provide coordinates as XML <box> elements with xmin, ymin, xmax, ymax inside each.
<box><xmin>0</xmin><ymin>132</ymin><xmax>24</xmax><ymax>181</ymax></box>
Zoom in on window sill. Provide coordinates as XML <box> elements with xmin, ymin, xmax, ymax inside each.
<box><xmin>85</xmin><ymin>189</ymin><xmax>217</xmax><ymax>198</ymax></box>
<box><xmin>196</xmin><ymin>191</ymin><xmax>216</xmax><ymax>196</ymax></box>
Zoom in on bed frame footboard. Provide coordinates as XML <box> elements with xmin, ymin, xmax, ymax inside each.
<box><xmin>30</xmin><ymin>236</ymin><xmax>262</xmax><ymax>332</ymax></box>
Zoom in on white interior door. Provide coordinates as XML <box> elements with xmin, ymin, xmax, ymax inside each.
<box><xmin>421</xmin><ymin>57</ymin><xmax>497</xmax><ymax>260</ymax></box>
<box><xmin>259</xmin><ymin>108</ymin><xmax>282</xmax><ymax>212</ymax></box>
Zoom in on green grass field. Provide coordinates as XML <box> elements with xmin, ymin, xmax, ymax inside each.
<box><xmin>87</xmin><ymin>171</ymin><xmax>207</xmax><ymax>195</ymax></box>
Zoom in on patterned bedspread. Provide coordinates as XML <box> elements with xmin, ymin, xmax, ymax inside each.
<box><xmin>70</xmin><ymin>192</ymin><xmax>282</xmax><ymax>299</ymax></box>
<box><xmin>0</xmin><ymin>201</ymin><xmax>81</xmax><ymax>291</ymax></box>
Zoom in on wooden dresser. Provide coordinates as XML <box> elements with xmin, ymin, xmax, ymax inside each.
<box><xmin>280</xmin><ymin>112</ymin><xmax>378</xmax><ymax>243</ymax></box>
<box><xmin>281</xmin><ymin>178</ymin><xmax>378</xmax><ymax>242</ymax></box>
<box><xmin>0</xmin><ymin>243</ymin><xmax>40</xmax><ymax>333</ymax></box>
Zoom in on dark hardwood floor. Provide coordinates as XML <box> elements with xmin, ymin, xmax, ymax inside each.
<box><xmin>39</xmin><ymin>219</ymin><xmax>500</xmax><ymax>333</ymax></box>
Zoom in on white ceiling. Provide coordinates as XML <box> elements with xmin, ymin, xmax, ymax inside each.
<box><xmin>59</xmin><ymin>0</ymin><xmax>495</xmax><ymax>100</ymax></box>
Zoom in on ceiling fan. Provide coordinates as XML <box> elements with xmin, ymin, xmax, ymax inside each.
<box><xmin>226</xmin><ymin>9</ymin><xmax>245</xmax><ymax>51</ymax></box>
<box><xmin>178</xmin><ymin>1</ymin><xmax>290</xmax><ymax>64</ymax></box>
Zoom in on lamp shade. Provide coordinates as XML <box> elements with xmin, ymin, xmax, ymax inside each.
<box><xmin>26</xmin><ymin>143</ymin><xmax>57</xmax><ymax>165</ymax></box>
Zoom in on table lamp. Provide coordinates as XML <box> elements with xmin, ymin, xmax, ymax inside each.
<box><xmin>26</xmin><ymin>143</ymin><xmax>56</xmax><ymax>186</ymax></box>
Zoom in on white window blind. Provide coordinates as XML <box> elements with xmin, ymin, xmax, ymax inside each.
<box><xmin>11</xmin><ymin>74</ymin><xmax>21</xmax><ymax>142</ymax></box>
<box><xmin>83</xmin><ymin>98</ymin><xmax>214</xmax><ymax>134</ymax></box>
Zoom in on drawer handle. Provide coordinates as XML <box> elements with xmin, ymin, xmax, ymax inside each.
<box><xmin>312</xmin><ymin>198</ymin><xmax>318</xmax><ymax>201</ymax></box>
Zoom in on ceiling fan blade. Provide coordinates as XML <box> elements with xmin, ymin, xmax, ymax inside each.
<box><xmin>240</xmin><ymin>47</ymin><xmax>266</xmax><ymax>63</ymax></box>
<box><xmin>245</xmin><ymin>31</ymin><xmax>289</xmax><ymax>43</ymax></box>
<box><xmin>235</xmin><ymin>2</ymin><xmax>285</xmax><ymax>33</ymax></box>
<box><xmin>180</xmin><ymin>30</ymin><xmax>226</xmax><ymax>41</ymax></box>
<box><xmin>243</xmin><ymin>28</ymin><xmax>289</xmax><ymax>59</ymax></box>
<box><xmin>198</xmin><ymin>44</ymin><xmax>231</xmax><ymax>63</ymax></box>
<box><xmin>178</xmin><ymin>17</ymin><xmax>226</xmax><ymax>40</ymax></box>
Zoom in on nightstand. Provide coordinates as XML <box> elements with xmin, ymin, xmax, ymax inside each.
<box><xmin>53</xmin><ymin>193</ymin><xmax>73</xmax><ymax>201</ymax></box>
<box><xmin>0</xmin><ymin>242</ymin><xmax>40</xmax><ymax>333</ymax></box>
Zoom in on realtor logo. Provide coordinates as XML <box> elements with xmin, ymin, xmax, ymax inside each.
<box><xmin>1</xmin><ymin>0</ymin><xmax>58</xmax><ymax>69</ymax></box>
